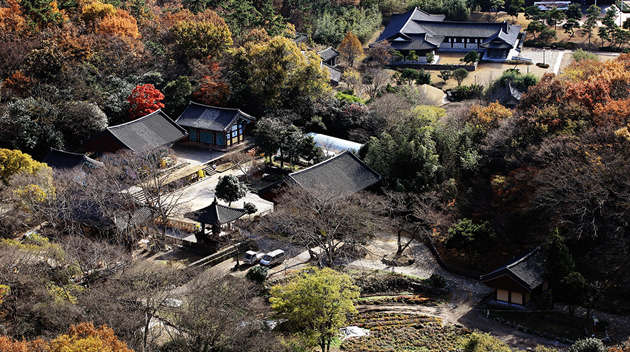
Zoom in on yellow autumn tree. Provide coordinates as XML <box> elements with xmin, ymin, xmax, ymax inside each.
<box><xmin>170</xmin><ymin>9</ymin><xmax>232</xmax><ymax>59</ymax></box>
<box><xmin>466</xmin><ymin>102</ymin><xmax>513</xmax><ymax>131</ymax></box>
<box><xmin>232</xmin><ymin>36</ymin><xmax>330</xmax><ymax>112</ymax></box>
<box><xmin>338</xmin><ymin>31</ymin><xmax>363</xmax><ymax>67</ymax></box>
<box><xmin>0</xmin><ymin>148</ymin><xmax>47</xmax><ymax>183</ymax></box>
<box><xmin>80</xmin><ymin>0</ymin><xmax>116</xmax><ymax>29</ymax></box>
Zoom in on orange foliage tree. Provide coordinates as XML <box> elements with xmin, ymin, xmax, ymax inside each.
<box><xmin>338</xmin><ymin>31</ymin><xmax>363</xmax><ymax>67</ymax></box>
<box><xmin>0</xmin><ymin>336</ymin><xmax>49</xmax><ymax>352</ymax></box>
<box><xmin>593</xmin><ymin>99</ymin><xmax>630</xmax><ymax>127</ymax></box>
<box><xmin>466</xmin><ymin>102</ymin><xmax>513</xmax><ymax>131</ymax></box>
<box><xmin>191</xmin><ymin>62</ymin><xmax>230</xmax><ymax>106</ymax></box>
<box><xmin>97</xmin><ymin>9</ymin><xmax>140</xmax><ymax>39</ymax></box>
<box><xmin>0</xmin><ymin>323</ymin><xmax>134</xmax><ymax>352</ymax></box>
<box><xmin>0</xmin><ymin>0</ymin><xmax>27</xmax><ymax>32</ymax></box>
<box><xmin>2</xmin><ymin>71</ymin><xmax>33</xmax><ymax>97</ymax></box>
<box><xmin>563</xmin><ymin>79</ymin><xmax>611</xmax><ymax>112</ymax></box>
<box><xmin>48</xmin><ymin>323</ymin><xmax>134</xmax><ymax>352</ymax></box>
<box><xmin>53</xmin><ymin>25</ymin><xmax>94</xmax><ymax>62</ymax></box>
<box><xmin>127</xmin><ymin>84</ymin><xmax>165</xmax><ymax>120</ymax></box>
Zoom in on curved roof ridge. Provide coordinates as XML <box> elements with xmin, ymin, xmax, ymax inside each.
<box><xmin>506</xmin><ymin>245</ymin><xmax>541</xmax><ymax>269</ymax></box>
<box><xmin>187</xmin><ymin>101</ymin><xmax>255</xmax><ymax>120</ymax></box>
<box><xmin>189</xmin><ymin>101</ymin><xmax>241</xmax><ymax>111</ymax></box>
<box><xmin>107</xmin><ymin>109</ymin><xmax>168</xmax><ymax>130</ymax></box>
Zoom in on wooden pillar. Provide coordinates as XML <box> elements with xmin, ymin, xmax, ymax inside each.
<box><xmin>212</xmin><ymin>223</ymin><xmax>221</xmax><ymax>237</ymax></box>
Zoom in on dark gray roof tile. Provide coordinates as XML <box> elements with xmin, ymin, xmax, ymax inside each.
<box><xmin>480</xmin><ymin>246</ymin><xmax>547</xmax><ymax>291</ymax></box>
<box><xmin>323</xmin><ymin>63</ymin><xmax>342</xmax><ymax>83</ymax></box>
<box><xmin>375</xmin><ymin>7</ymin><xmax>521</xmax><ymax>51</ymax></box>
<box><xmin>317</xmin><ymin>47</ymin><xmax>340</xmax><ymax>62</ymax></box>
<box><xmin>184</xmin><ymin>198</ymin><xmax>247</xmax><ymax>224</ymax></box>
<box><xmin>259</xmin><ymin>151</ymin><xmax>381</xmax><ymax>202</ymax></box>
<box><xmin>43</xmin><ymin>148</ymin><xmax>103</xmax><ymax>169</ymax></box>
<box><xmin>84</xmin><ymin>110</ymin><xmax>187</xmax><ymax>153</ymax></box>
<box><xmin>176</xmin><ymin>102</ymin><xmax>256</xmax><ymax>132</ymax></box>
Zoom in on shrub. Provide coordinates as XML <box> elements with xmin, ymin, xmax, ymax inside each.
<box><xmin>524</xmin><ymin>40</ymin><xmax>576</xmax><ymax>49</ymax></box>
<box><xmin>354</xmin><ymin>272</ymin><xmax>417</xmax><ymax>293</ymax></box>
<box><xmin>389</xmin><ymin>49</ymin><xmax>403</xmax><ymax>62</ymax></box>
<box><xmin>568</xmin><ymin>338</ymin><xmax>606</xmax><ymax>352</ymax></box>
<box><xmin>504</xmin><ymin>59</ymin><xmax>533</xmax><ymax>65</ymax></box>
<box><xmin>336</xmin><ymin>92</ymin><xmax>365</xmax><ymax>104</ymax></box>
<box><xmin>243</xmin><ymin>202</ymin><xmax>257</xmax><ymax>214</ymax></box>
<box><xmin>246</xmin><ymin>265</ymin><xmax>269</xmax><ymax>283</ymax></box>
<box><xmin>536</xmin><ymin>63</ymin><xmax>550</xmax><ymax>68</ymax></box>
<box><xmin>572</xmin><ymin>49</ymin><xmax>599</xmax><ymax>62</ymax></box>
<box><xmin>429</xmin><ymin>273</ymin><xmax>447</xmax><ymax>288</ymax></box>
<box><xmin>451</xmin><ymin>84</ymin><xmax>483</xmax><ymax>100</ymax></box>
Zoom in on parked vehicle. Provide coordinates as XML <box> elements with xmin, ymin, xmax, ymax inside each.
<box><xmin>260</xmin><ymin>249</ymin><xmax>285</xmax><ymax>266</ymax></box>
<box><xmin>243</xmin><ymin>250</ymin><xmax>265</xmax><ymax>265</ymax></box>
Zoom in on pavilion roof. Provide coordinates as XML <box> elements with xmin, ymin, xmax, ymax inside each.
<box><xmin>184</xmin><ymin>198</ymin><xmax>247</xmax><ymax>225</ymax></box>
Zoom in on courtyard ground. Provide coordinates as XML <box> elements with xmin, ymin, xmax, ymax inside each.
<box><xmin>429</xmin><ymin>48</ymin><xmax>560</xmax><ymax>91</ymax></box>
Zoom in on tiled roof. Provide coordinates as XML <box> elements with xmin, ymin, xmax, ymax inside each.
<box><xmin>480</xmin><ymin>246</ymin><xmax>547</xmax><ymax>291</ymax></box>
<box><xmin>377</xmin><ymin>8</ymin><xmax>445</xmax><ymax>42</ymax></box>
<box><xmin>322</xmin><ymin>63</ymin><xmax>341</xmax><ymax>83</ymax></box>
<box><xmin>175</xmin><ymin>102</ymin><xmax>256</xmax><ymax>132</ymax></box>
<box><xmin>480</xmin><ymin>24</ymin><xmax>521</xmax><ymax>49</ymax></box>
<box><xmin>419</xmin><ymin>21</ymin><xmax>518</xmax><ymax>38</ymax></box>
<box><xmin>83</xmin><ymin>110</ymin><xmax>187</xmax><ymax>153</ymax></box>
<box><xmin>387</xmin><ymin>34</ymin><xmax>442</xmax><ymax>51</ymax></box>
<box><xmin>293</xmin><ymin>32</ymin><xmax>308</xmax><ymax>43</ymax></box>
<box><xmin>375</xmin><ymin>7</ymin><xmax>521</xmax><ymax>51</ymax></box>
<box><xmin>317</xmin><ymin>47</ymin><xmax>340</xmax><ymax>62</ymax></box>
<box><xmin>43</xmin><ymin>148</ymin><xmax>103</xmax><ymax>169</ymax></box>
<box><xmin>258</xmin><ymin>151</ymin><xmax>381</xmax><ymax>201</ymax></box>
<box><xmin>184</xmin><ymin>198</ymin><xmax>247</xmax><ymax>224</ymax></box>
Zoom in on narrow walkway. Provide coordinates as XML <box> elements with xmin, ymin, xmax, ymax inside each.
<box><xmin>551</xmin><ymin>50</ymin><xmax>568</xmax><ymax>74</ymax></box>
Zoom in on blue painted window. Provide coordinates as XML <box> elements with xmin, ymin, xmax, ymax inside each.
<box><xmin>189</xmin><ymin>129</ymin><xmax>198</xmax><ymax>141</ymax></box>
<box><xmin>216</xmin><ymin>133</ymin><xmax>224</xmax><ymax>146</ymax></box>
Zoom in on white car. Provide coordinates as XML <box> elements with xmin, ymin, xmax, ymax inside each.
<box><xmin>259</xmin><ymin>249</ymin><xmax>285</xmax><ymax>266</ymax></box>
<box><xmin>243</xmin><ymin>250</ymin><xmax>265</xmax><ymax>265</ymax></box>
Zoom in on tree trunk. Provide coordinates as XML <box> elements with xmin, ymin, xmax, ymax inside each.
<box><xmin>143</xmin><ymin>311</ymin><xmax>150</xmax><ymax>352</ymax></box>
<box><xmin>280</xmin><ymin>149</ymin><xmax>284</xmax><ymax>169</ymax></box>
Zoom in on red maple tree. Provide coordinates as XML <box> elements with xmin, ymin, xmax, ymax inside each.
<box><xmin>127</xmin><ymin>83</ymin><xmax>165</xmax><ymax>120</ymax></box>
<box><xmin>192</xmin><ymin>62</ymin><xmax>230</xmax><ymax>106</ymax></box>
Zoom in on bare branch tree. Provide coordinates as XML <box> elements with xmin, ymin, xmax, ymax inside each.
<box><xmin>169</xmin><ymin>271</ymin><xmax>282</xmax><ymax>352</ymax></box>
<box><xmin>224</xmin><ymin>149</ymin><xmax>256</xmax><ymax>183</ymax></box>
<box><xmin>260</xmin><ymin>186</ymin><xmax>377</xmax><ymax>267</ymax></box>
